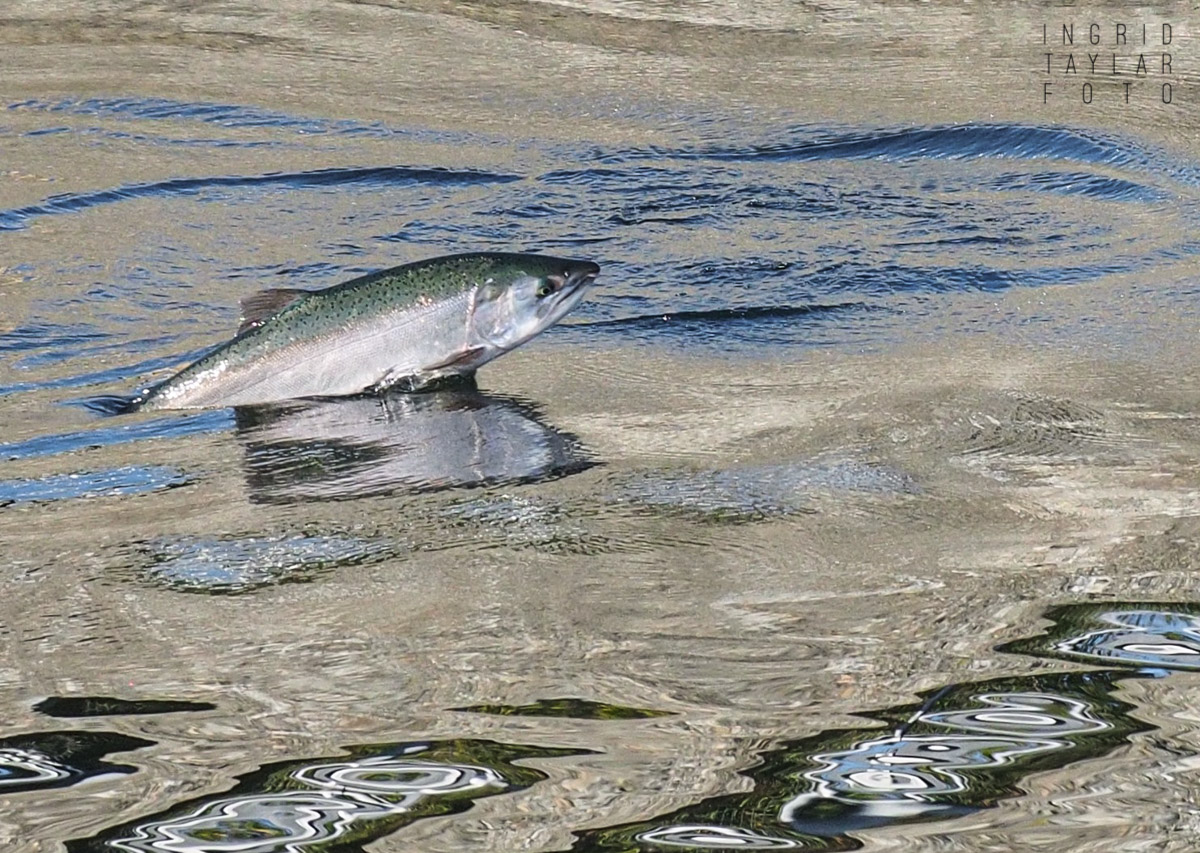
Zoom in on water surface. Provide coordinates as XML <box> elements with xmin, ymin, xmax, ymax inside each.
<box><xmin>4</xmin><ymin>2</ymin><xmax>1200</xmax><ymax>852</ymax></box>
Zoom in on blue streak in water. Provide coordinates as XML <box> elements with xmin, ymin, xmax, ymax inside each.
<box><xmin>580</xmin><ymin>124</ymin><xmax>1200</xmax><ymax>192</ymax></box>
<box><xmin>984</xmin><ymin>170</ymin><xmax>1165</xmax><ymax>202</ymax></box>
<box><xmin>37</xmin><ymin>126</ymin><xmax>298</xmax><ymax>150</ymax></box>
<box><xmin>0</xmin><ymin>352</ymin><xmax>198</xmax><ymax>399</ymax></box>
<box><xmin>0</xmin><ymin>324</ymin><xmax>108</xmax><ymax>354</ymax></box>
<box><xmin>10</xmin><ymin>97</ymin><xmax>392</xmax><ymax>137</ymax></box>
<box><xmin>0</xmin><ymin>412</ymin><xmax>233</xmax><ymax>462</ymax></box>
<box><xmin>0</xmin><ymin>165</ymin><xmax>524</xmax><ymax>231</ymax></box>
<box><xmin>704</xmin><ymin>125</ymin><xmax>1153</xmax><ymax>166</ymax></box>
<box><xmin>7</xmin><ymin>97</ymin><xmax>497</xmax><ymax>148</ymax></box>
<box><xmin>0</xmin><ymin>466</ymin><xmax>191</xmax><ymax>504</ymax></box>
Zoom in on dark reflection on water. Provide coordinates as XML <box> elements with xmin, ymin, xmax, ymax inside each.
<box><xmin>34</xmin><ymin>697</ymin><xmax>216</xmax><ymax>718</ymax></box>
<box><xmin>566</xmin><ymin>670</ymin><xmax>1150</xmax><ymax>852</ymax></box>
<box><xmin>0</xmin><ymin>731</ymin><xmax>154</xmax><ymax>794</ymax></box>
<box><xmin>0</xmin><ymin>164</ymin><xmax>521</xmax><ymax>232</ymax></box>
<box><xmin>9</xmin><ymin>97</ymin><xmax>482</xmax><ymax>144</ymax></box>
<box><xmin>235</xmin><ymin>389</ymin><xmax>594</xmax><ymax>503</ymax></box>
<box><xmin>691</xmin><ymin>124</ymin><xmax>1198</xmax><ymax>182</ymax></box>
<box><xmin>454</xmin><ymin>697</ymin><xmax>675</xmax><ymax>720</ymax></box>
<box><xmin>68</xmin><ymin>739</ymin><xmax>587</xmax><ymax>853</ymax></box>
<box><xmin>1000</xmin><ymin>603</ymin><xmax>1200</xmax><ymax>671</ymax></box>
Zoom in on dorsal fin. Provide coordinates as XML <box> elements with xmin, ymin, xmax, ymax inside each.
<box><xmin>238</xmin><ymin>288</ymin><xmax>314</xmax><ymax>334</ymax></box>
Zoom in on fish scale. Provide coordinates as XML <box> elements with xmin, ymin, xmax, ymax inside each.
<box><xmin>253</xmin><ymin>255</ymin><xmax>503</xmax><ymax>342</ymax></box>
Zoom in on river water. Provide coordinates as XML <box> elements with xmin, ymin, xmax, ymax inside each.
<box><xmin>4</xmin><ymin>1</ymin><xmax>1200</xmax><ymax>851</ymax></box>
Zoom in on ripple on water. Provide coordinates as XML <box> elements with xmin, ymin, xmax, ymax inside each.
<box><xmin>133</xmin><ymin>534</ymin><xmax>403</xmax><ymax>594</ymax></box>
<box><xmin>958</xmin><ymin>395</ymin><xmax>1129</xmax><ymax>461</ymax></box>
<box><xmin>0</xmin><ymin>412</ymin><xmax>232</xmax><ymax>462</ymax></box>
<box><xmin>566</xmin><ymin>669</ymin><xmax>1150</xmax><ymax>852</ymax></box>
<box><xmin>0</xmin><ymin>164</ymin><xmax>523</xmax><ymax>232</ymax></box>
<box><xmin>1000</xmin><ymin>603</ymin><xmax>1200</xmax><ymax>671</ymax></box>
<box><xmin>608</xmin><ymin>458</ymin><xmax>918</xmax><ymax>523</ymax></box>
<box><xmin>0</xmin><ymin>731</ymin><xmax>155</xmax><ymax>794</ymax></box>
<box><xmin>9</xmin><ymin>97</ymin><xmax>485</xmax><ymax>144</ymax></box>
<box><xmin>452</xmin><ymin>697</ymin><xmax>674</xmax><ymax>719</ymax></box>
<box><xmin>0</xmin><ymin>115</ymin><xmax>1194</xmax><ymax>434</ymax></box>
<box><xmin>5</xmin><ymin>117</ymin><xmax>1199</xmax><ymax>406</ymax></box>
<box><xmin>437</xmin><ymin>494</ymin><xmax>616</xmax><ymax>555</ymax></box>
<box><xmin>67</xmin><ymin>739</ymin><xmax>587</xmax><ymax>853</ymax></box>
<box><xmin>631</xmin><ymin>826</ymin><xmax>802</xmax><ymax>849</ymax></box>
<box><xmin>693</xmin><ymin>124</ymin><xmax>1198</xmax><ymax>181</ymax></box>
<box><xmin>0</xmin><ymin>466</ymin><xmax>191</xmax><ymax>505</ymax></box>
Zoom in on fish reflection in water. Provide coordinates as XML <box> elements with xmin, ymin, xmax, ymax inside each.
<box><xmin>0</xmin><ymin>731</ymin><xmax>154</xmax><ymax>794</ymax></box>
<box><xmin>234</xmin><ymin>388</ymin><xmax>592</xmax><ymax>503</ymax></box>
<box><xmin>780</xmin><ymin>690</ymin><xmax>1114</xmax><ymax>834</ymax></box>
<box><xmin>570</xmin><ymin>671</ymin><xmax>1149</xmax><ymax>852</ymax></box>
<box><xmin>1001</xmin><ymin>603</ymin><xmax>1200</xmax><ymax>671</ymax></box>
<box><xmin>103</xmin><ymin>754</ymin><xmax>499</xmax><ymax>853</ymax></box>
<box><xmin>69</xmin><ymin>739</ymin><xmax>585</xmax><ymax>853</ymax></box>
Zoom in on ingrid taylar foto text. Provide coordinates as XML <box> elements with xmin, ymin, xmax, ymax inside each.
<box><xmin>1041</xmin><ymin>21</ymin><xmax>1175</xmax><ymax>105</ymax></box>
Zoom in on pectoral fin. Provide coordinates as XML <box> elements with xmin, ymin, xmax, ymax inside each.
<box><xmin>374</xmin><ymin>347</ymin><xmax>487</xmax><ymax>394</ymax></box>
<box><xmin>238</xmin><ymin>288</ymin><xmax>316</xmax><ymax>334</ymax></box>
<box><xmin>387</xmin><ymin>372</ymin><xmax>479</xmax><ymax>393</ymax></box>
<box><xmin>424</xmin><ymin>346</ymin><xmax>486</xmax><ymax>372</ymax></box>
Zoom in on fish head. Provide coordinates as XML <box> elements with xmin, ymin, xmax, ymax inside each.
<box><xmin>469</xmin><ymin>255</ymin><xmax>600</xmax><ymax>352</ymax></box>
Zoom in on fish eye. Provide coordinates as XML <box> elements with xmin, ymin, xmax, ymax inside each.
<box><xmin>537</xmin><ymin>275</ymin><xmax>566</xmax><ymax>299</ymax></box>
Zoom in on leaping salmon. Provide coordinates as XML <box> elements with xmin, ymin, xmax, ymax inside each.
<box><xmin>133</xmin><ymin>252</ymin><xmax>600</xmax><ymax>410</ymax></box>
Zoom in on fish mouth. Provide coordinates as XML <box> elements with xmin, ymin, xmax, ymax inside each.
<box><xmin>563</xmin><ymin>262</ymin><xmax>600</xmax><ymax>295</ymax></box>
<box><xmin>559</xmin><ymin>265</ymin><xmax>600</xmax><ymax>302</ymax></box>
<box><xmin>536</xmin><ymin>262</ymin><xmax>599</xmax><ymax>321</ymax></box>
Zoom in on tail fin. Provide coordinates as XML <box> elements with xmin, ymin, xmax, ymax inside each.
<box><xmin>81</xmin><ymin>394</ymin><xmax>142</xmax><ymax>416</ymax></box>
